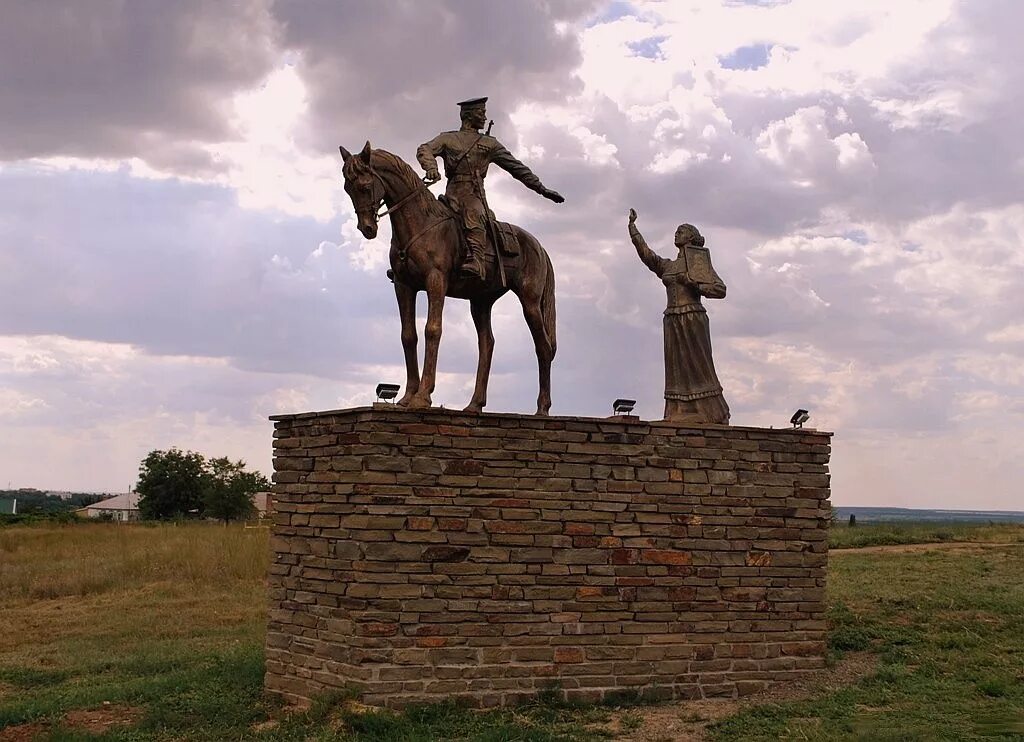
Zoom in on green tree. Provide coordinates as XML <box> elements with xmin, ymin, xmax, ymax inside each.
<box><xmin>202</xmin><ymin>457</ymin><xmax>270</xmax><ymax>524</ymax></box>
<box><xmin>136</xmin><ymin>449</ymin><xmax>208</xmax><ymax>520</ymax></box>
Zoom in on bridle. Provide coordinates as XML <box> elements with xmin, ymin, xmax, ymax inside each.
<box><xmin>353</xmin><ymin>163</ymin><xmax>454</xmax><ymax>263</ymax></box>
<box><xmin>368</xmin><ymin>170</ymin><xmax>423</xmax><ymax>222</ymax></box>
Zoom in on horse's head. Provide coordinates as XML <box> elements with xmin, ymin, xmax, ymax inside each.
<box><xmin>339</xmin><ymin>141</ymin><xmax>382</xmax><ymax>239</ymax></box>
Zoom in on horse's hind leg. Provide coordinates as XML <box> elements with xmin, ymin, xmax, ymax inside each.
<box><xmin>464</xmin><ymin>298</ymin><xmax>496</xmax><ymax>414</ymax></box>
<box><xmin>522</xmin><ymin>299</ymin><xmax>553</xmax><ymax>416</ymax></box>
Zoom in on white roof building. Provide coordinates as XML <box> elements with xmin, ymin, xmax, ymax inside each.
<box><xmin>77</xmin><ymin>492</ymin><xmax>141</xmax><ymax>522</ymax></box>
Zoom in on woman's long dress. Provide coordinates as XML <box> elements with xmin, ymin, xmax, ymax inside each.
<box><xmin>629</xmin><ymin>222</ymin><xmax>730</xmax><ymax>424</ymax></box>
<box><xmin>661</xmin><ymin>263</ymin><xmax>730</xmax><ymax>424</ymax></box>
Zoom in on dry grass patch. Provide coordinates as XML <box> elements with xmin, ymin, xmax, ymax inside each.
<box><xmin>0</xmin><ymin>522</ymin><xmax>269</xmax><ymax>602</ymax></box>
<box><xmin>829</xmin><ymin>522</ymin><xmax>1024</xmax><ymax>550</ymax></box>
<box><xmin>0</xmin><ymin>522</ymin><xmax>270</xmax><ymax>739</ymax></box>
<box><xmin>0</xmin><ymin>720</ymin><xmax>46</xmax><ymax>742</ymax></box>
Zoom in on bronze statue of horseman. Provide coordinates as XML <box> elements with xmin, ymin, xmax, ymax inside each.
<box><xmin>339</xmin><ymin>99</ymin><xmax>565</xmax><ymax>415</ymax></box>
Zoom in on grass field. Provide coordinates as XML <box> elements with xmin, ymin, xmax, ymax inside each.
<box><xmin>828</xmin><ymin>520</ymin><xmax>1024</xmax><ymax>550</ymax></box>
<box><xmin>1</xmin><ymin>522</ymin><xmax>1022</xmax><ymax>740</ymax></box>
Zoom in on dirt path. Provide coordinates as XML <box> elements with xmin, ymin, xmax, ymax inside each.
<box><xmin>833</xmin><ymin>540</ymin><xmax>1023</xmax><ymax>554</ymax></box>
<box><xmin>0</xmin><ymin>705</ymin><xmax>142</xmax><ymax>741</ymax></box>
<box><xmin>595</xmin><ymin>652</ymin><xmax>877</xmax><ymax>742</ymax></box>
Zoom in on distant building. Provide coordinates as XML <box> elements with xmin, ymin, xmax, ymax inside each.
<box><xmin>74</xmin><ymin>491</ymin><xmax>271</xmax><ymax>522</ymax></box>
<box><xmin>76</xmin><ymin>492</ymin><xmax>141</xmax><ymax>522</ymax></box>
<box><xmin>252</xmin><ymin>491</ymin><xmax>274</xmax><ymax>519</ymax></box>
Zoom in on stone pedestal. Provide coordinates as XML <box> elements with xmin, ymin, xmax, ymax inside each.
<box><xmin>265</xmin><ymin>407</ymin><xmax>832</xmax><ymax>708</ymax></box>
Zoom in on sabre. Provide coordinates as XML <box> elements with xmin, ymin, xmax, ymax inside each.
<box><xmin>477</xmin><ymin>119</ymin><xmax>506</xmax><ymax>287</ymax></box>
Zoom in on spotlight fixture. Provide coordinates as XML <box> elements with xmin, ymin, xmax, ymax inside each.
<box><xmin>790</xmin><ymin>409</ymin><xmax>810</xmax><ymax>428</ymax></box>
<box><xmin>612</xmin><ymin>398</ymin><xmax>636</xmax><ymax>416</ymax></box>
<box><xmin>376</xmin><ymin>383</ymin><xmax>401</xmax><ymax>403</ymax></box>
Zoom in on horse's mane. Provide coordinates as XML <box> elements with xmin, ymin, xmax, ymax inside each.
<box><xmin>371</xmin><ymin>148</ymin><xmax>444</xmax><ymax>215</ymax></box>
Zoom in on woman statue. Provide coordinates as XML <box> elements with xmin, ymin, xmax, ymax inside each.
<box><xmin>627</xmin><ymin>208</ymin><xmax>730</xmax><ymax>424</ymax></box>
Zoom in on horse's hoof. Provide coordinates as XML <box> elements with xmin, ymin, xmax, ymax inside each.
<box><xmin>535</xmin><ymin>407</ymin><xmax>551</xmax><ymax>417</ymax></box>
<box><xmin>463</xmin><ymin>403</ymin><xmax>484</xmax><ymax>414</ymax></box>
<box><xmin>396</xmin><ymin>395</ymin><xmax>416</xmax><ymax>408</ymax></box>
<box><xmin>407</xmin><ymin>396</ymin><xmax>432</xmax><ymax>410</ymax></box>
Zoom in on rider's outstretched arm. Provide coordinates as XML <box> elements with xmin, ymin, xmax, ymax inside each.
<box><xmin>490</xmin><ymin>143</ymin><xmax>545</xmax><ymax>193</ymax></box>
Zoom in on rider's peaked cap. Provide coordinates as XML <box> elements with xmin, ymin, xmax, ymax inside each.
<box><xmin>457</xmin><ymin>97</ymin><xmax>487</xmax><ymax>109</ymax></box>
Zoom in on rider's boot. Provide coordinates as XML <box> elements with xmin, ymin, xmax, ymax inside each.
<box><xmin>460</xmin><ymin>233</ymin><xmax>487</xmax><ymax>281</ymax></box>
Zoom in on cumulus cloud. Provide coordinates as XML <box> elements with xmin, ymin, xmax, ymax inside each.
<box><xmin>271</xmin><ymin>0</ymin><xmax>600</xmax><ymax>155</ymax></box>
<box><xmin>0</xmin><ymin>0</ymin><xmax>279</xmax><ymax>168</ymax></box>
<box><xmin>0</xmin><ymin>168</ymin><xmax>401</xmax><ymax>377</ymax></box>
<box><xmin>755</xmin><ymin>106</ymin><xmax>875</xmax><ymax>183</ymax></box>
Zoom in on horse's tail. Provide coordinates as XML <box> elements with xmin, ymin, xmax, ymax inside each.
<box><xmin>540</xmin><ymin>249</ymin><xmax>557</xmax><ymax>357</ymax></box>
<box><xmin>509</xmin><ymin>224</ymin><xmax>557</xmax><ymax>356</ymax></box>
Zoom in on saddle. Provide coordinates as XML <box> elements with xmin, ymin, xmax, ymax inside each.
<box><xmin>437</xmin><ymin>194</ymin><xmax>520</xmax><ymax>259</ymax></box>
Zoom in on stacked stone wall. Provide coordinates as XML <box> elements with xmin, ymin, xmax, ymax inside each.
<box><xmin>266</xmin><ymin>407</ymin><xmax>831</xmax><ymax>708</ymax></box>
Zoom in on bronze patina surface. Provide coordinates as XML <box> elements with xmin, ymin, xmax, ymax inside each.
<box><xmin>339</xmin><ymin>100</ymin><xmax>563</xmax><ymax>415</ymax></box>
<box><xmin>416</xmin><ymin>97</ymin><xmax>564</xmax><ymax>282</ymax></box>
<box><xmin>628</xmin><ymin>209</ymin><xmax>730</xmax><ymax>424</ymax></box>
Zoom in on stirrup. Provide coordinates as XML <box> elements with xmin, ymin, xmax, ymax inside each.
<box><xmin>460</xmin><ymin>258</ymin><xmax>486</xmax><ymax>280</ymax></box>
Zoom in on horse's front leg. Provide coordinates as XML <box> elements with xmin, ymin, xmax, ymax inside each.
<box><xmin>394</xmin><ymin>281</ymin><xmax>419</xmax><ymax>407</ymax></box>
<box><xmin>408</xmin><ymin>270</ymin><xmax>447</xmax><ymax>409</ymax></box>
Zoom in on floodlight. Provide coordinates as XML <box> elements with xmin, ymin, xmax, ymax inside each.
<box><xmin>790</xmin><ymin>409</ymin><xmax>810</xmax><ymax>428</ymax></box>
<box><xmin>376</xmin><ymin>383</ymin><xmax>401</xmax><ymax>403</ymax></box>
<box><xmin>612</xmin><ymin>398</ymin><xmax>636</xmax><ymax>416</ymax></box>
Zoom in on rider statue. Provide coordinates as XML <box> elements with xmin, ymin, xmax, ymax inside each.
<box><xmin>417</xmin><ymin>97</ymin><xmax>565</xmax><ymax>281</ymax></box>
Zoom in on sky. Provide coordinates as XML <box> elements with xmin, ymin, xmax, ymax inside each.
<box><xmin>1</xmin><ymin>0</ymin><xmax>1021</xmax><ymax>509</ymax></box>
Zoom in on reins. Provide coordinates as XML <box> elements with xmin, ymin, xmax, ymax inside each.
<box><xmin>369</xmin><ymin>167</ymin><xmax>452</xmax><ymax>262</ymax></box>
<box><xmin>372</xmin><ymin>171</ymin><xmax>421</xmax><ymax>221</ymax></box>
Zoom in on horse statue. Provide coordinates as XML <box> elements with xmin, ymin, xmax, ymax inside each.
<box><xmin>339</xmin><ymin>141</ymin><xmax>557</xmax><ymax>415</ymax></box>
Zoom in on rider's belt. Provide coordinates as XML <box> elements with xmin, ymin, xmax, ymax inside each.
<box><xmin>448</xmin><ymin>174</ymin><xmax>479</xmax><ymax>182</ymax></box>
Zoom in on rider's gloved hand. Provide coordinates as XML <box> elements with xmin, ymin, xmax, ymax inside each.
<box><xmin>424</xmin><ymin>169</ymin><xmax>441</xmax><ymax>184</ymax></box>
<box><xmin>542</xmin><ymin>188</ymin><xmax>565</xmax><ymax>203</ymax></box>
